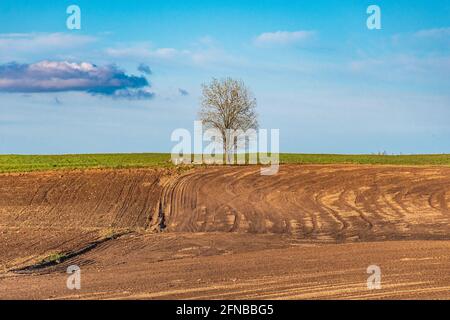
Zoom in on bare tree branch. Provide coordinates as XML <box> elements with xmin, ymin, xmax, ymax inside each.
<box><xmin>199</xmin><ymin>78</ymin><xmax>258</xmax><ymax>163</ymax></box>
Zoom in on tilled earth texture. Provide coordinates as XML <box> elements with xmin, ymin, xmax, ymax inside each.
<box><xmin>0</xmin><ymin>165</ymin><xmax>449</xmax><ymax>299</ymax></box>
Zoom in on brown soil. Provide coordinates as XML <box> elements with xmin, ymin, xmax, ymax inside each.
<box><xmin>161</xmin><ymin>165</ymin><xmax>450</xmax><ymax>241</ymax></box>
<box><xmin>0</xmin><ymin>165</ymin><xmax>449</xmax><ymax>299</ymax></box>
<box><xmin>0</xmin><ymin>168</ymin><xmax>165</xmax><ymax>271</ymax></box>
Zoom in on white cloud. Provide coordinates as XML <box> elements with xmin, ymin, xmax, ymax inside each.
<box><xmin>254</xmin><ymin>30</ymin><xmax>315</xmax><ymax>47</ymax></box>
<box><xmin>0</xmin><ymin>33</ymin><xmax>96</xmax><ymax>53</ymax></box>
<box><xmin>0</xmin><ymin>33</ymin><xmax>97</xmax><ymax>62</ymax></box>
<box><xmin>414</xmin><ymin>27</ymin><xmax>450</xmax><ymax>38</ymax></box>
<box><xmin>105</xmin><ymin>40</ymin><xmax>242</xmax><ymax>67</ymax></box>
<box><xmin>0</xmin><ymin>60</ymin><xmax>153</xmax><ymax>99</ymax></box>
<box><xmin>105</xmin><ymin>43</ymin><xmax>182</xmax><ymax>60</ymax></box>
<box><xmin>348</xmin><ymin>54</ymin><xmax>450</xmax><ymax>82</ymax></box>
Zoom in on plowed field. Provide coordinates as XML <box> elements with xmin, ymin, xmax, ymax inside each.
<box><xmin>1</xmin><ymin>165</ymin><xmax>449</xmax><ymax>299</ymax></box>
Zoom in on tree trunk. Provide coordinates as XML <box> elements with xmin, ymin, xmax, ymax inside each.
<box><xmin>233</xmin><ymin>137</ymin><xmax>238</xmax><ymax>164</ymax></box>
<box><xmin>222</xmin><ymin>131</ymin><xmax>228</xmax><ymax>164</ymax></box>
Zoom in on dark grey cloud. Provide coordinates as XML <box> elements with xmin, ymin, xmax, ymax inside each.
<box><xmin>137</xmin><ymin>63</ymin><xmax>152</xmax><ymax>75</ymax></box>
<box><xmin>178</xmin><ymin>88</ymin><xmax>189</xmax><ymax>96</ymax></box>
<box><xmin>0</xmin><ymin>61</ymin><xmax>154</xmax><ymax>99</ymax></box>
<box><xmin>112</xmin><ymin>88</ymin><xmax>155</xmax><ymax>100</ymax></box>
<box><xmin>54</xmin><ymin>97</ymin><xmax>62</xmax><ymax>105</ymax></box>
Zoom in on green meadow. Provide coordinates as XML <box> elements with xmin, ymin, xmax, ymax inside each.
<box><xmin>1</xmin><ymin>153</ymin><xmax>450</xmax><ymax>173</ymax></box>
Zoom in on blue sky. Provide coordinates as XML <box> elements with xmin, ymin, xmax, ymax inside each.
<box><xmin>0</xmin><ymin>0</ymin><xmax>449</xmax><ymax>154</ymax></box>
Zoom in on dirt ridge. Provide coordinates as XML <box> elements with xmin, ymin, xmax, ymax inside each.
<box><xmin>159</xmin><ymin>165</ymin><xmax>450</xmax><ymax>241</ymax></box>
<box><xmin>1</xmin><ymin>165</ymin><xmax>450</xmax><ymax>299</ymax></box>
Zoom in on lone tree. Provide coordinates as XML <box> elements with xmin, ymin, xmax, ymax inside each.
<box><xmin>199</xmin><ymin>78</ymin><xmax>258</xmax><ymax>163</ymax></box>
